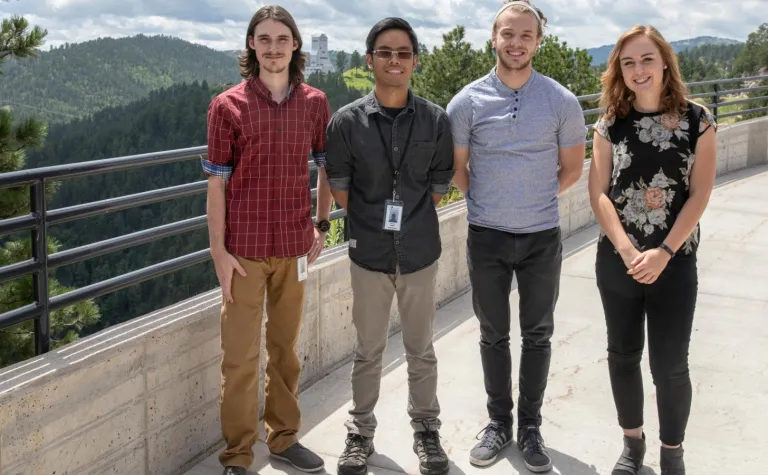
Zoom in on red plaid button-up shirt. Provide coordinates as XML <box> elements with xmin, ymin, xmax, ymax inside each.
<box><xmin>202</xmin><ymin>77</ymin><xmax>331</xmax><ymax>259</ymax></box>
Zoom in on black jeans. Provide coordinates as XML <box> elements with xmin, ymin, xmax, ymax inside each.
<box><xmin>595</xmin><ymin>241</ymin><xmax>698</xmax><ymax>446</ymax></box>
<box><xmin>467</xmin><ymin>224</ymin><xmax>562</xmax><ymax>428</ymax></box>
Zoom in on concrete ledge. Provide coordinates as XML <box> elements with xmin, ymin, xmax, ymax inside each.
<box><xmin>1</xmin><ymin>116</ymin><xmax>766</xmax><ymax>475</ymax></box>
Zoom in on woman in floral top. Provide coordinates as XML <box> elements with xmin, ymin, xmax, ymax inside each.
<box><xmin>588</xmin><ymin>25</ymin><xmax>717</xmax><ymax>475</ymax></box>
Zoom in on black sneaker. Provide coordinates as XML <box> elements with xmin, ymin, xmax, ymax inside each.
<box><xmin>270</xmin><ymin>442</ymin><xmax>325</xmax><ymax>473</ymax></box>
<box><xmin>222</xmin><ymin>467</ymin><xmax>246</xmax><ymax>475</ymax></box>
<box><xmin>337</xmin><ymin>433</ymin><xmax>374</xmax><ymax>475</ymax></box>
<box><xmin>517</xmin><ymin>425</ymin><xmax>552</xmax><ymax>473</ymax></box>
<box><xmin>469</xmin><ymin>420</ymin><xmax>512</xmax><ymax>467</ymax></box>
<box><xmin>660</xmin><ymin>445</ymin><xmax>685</xmax><ymax>475</ymax></box>
<box><xmin>413</xmin><ymin>430</ymin><xmax>450</xmax><ymax>475</ymax></box>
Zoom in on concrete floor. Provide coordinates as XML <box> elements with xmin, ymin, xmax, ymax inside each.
<box><xmin>186</xmin><ymin>165</ymin><xmax>768</xmax><ymax>475</ymax></box>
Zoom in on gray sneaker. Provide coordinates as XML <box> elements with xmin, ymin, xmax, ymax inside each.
<box><xmin>270</xmin><ymin>442</ymin><xmax>325</xmax><ymax>473</ymax></box>
<box><xmin>469</xmin><ymin>421</ymin><xmax>513</xmax><ymax>467</ymax></box>
<box><xmin>517</xmin><ymin>425</ymin><xmax>552</xmax><ymax>473</ymax></box>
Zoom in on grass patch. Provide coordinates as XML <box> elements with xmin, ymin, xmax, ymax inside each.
<box><xmin>343</xmin><ymin>69</ymin><xmax>374</xmax><ymax>91</ymax></box>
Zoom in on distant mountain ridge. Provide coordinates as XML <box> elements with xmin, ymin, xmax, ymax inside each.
<box><xmin>586</xmin><ymin>36</ymin><xmax>743</xmax><ymax>66</ymax></box>
<box><xmin>0</xmin><ymin>34</ymin><xmax>242</xmax><ymax>123</ymax></box>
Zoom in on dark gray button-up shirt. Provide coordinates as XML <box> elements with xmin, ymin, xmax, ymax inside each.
<box><xmin>325</xmin><ymin>90</ymin><xmax>455</xmax><ymax>274</ymax></box>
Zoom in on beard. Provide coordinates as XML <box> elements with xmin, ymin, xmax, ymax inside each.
<box><xmin>498</xmin><ymin>52</ymin><xmax>532</xmax><ymax>72</ymax></box>
<box><xmin>261</xmin><ymin>62</ymin><xmax>288</xmax><ymax>74</ymax></box>
<box><xmin>260</xmin><ymin>54</ymin><xmax>289</xmax><ymax>74</ymax></box>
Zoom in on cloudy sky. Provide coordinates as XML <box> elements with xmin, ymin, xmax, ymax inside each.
<box><xmin>1</xmin><ymin>0</ymin><xmax>765</xmax><ymax>55</ymax></box>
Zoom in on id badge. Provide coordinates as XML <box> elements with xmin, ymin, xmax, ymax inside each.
<box><xmin>297</xmin><ymin>255</ymin><xmax>308</xmax><ymax>282</ymax></box>
<box><xmin>383</xmin><ymin>199</ymin><xmax>404</xmax><ymax>231</ymax></box>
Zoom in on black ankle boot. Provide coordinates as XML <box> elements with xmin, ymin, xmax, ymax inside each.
<box><xmin>611</xmin><ymin>433</ymin><xmax>646</xmax><ymax>475</ymax></box>
<box><xmin>660</xmin><ymin>445</ymin><xmax>685</xmax><ymax>475</ymax></box>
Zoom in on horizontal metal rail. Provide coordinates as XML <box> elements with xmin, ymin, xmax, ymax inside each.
<box><xmin>48</xmin><ymin>249</ymin><xmax>212</xmax><ymax>311</ymax></box>
<box><xmin>0</xmin><ymin>213</ymin><xmax>37</xmax><ymax>236</ymax></box>
<box><xmin>0</xmin><ymin>258</ymin><xmax>40</xmax><ymax>286</ymax></box>
<box><xmin>47</xmin><ymin>181</ymin><xmax>207</xmax><ymax>226</ymax></box>
<box><xmin>0</xmin><ymin>74</ymin><xmax>766</xmax><ymax>362</ymax></box>
<box><xmin>719</xmin><ymin>106</ymin><xmax>768</xmax><ymax>119</ymax></box>
<box><xmin>0</xmin><ymin>146</ymin><xmax>208</xmax><ymax>189</ymax></box>
<box><xmin>47</xmin><ymin>216</ymin><xmax>209</xmax><ymax>269</ymax></box>
<box><xmin>717</xmin><ymin>95</ymin><xmax>768</xmax><ymax>109</ymax></box>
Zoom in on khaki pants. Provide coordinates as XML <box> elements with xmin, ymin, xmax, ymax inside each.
<box><xmin>218</xmin><ymin>256</ymin><xmax>305</xmax><ymax>468</ymax></box>
<box><xmin>345</xmin><ymin>261</ymin><xmax>441</xmax><ymax>437</ymax></box>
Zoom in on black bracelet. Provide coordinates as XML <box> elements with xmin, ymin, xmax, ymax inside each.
<box><xmin>659</xmin><ymin>242</ymin><xmax>675</xmax><ymax>257</ymax></box>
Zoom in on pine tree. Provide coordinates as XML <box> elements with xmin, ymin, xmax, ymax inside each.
<box><xmin>0</xmin><ymin>15</ymin><xmax>100</xmax><ymax>368</ymax></box>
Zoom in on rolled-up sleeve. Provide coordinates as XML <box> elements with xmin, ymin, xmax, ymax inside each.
<box><xmin>311</xmin><ymin>94</ymin><xmax>331</xmax><ymax>168</ymax></box>
<box><xmin>202</xmin><ymin>95</ymin><xmax>235</xmax><ymax>181</ymax></box>
<box><xmin>430</xmin><ymin>111</ymin><xmax>456</xmax><ymax>195</ymax></box>
<box><xmin>324</xmin><ymin>111</ymin><xmax>353</xmax><ymax>191</ymax></box>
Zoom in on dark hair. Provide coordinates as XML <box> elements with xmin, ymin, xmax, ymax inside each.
<box><xmin>365</xmin><ymin>17</ymin><xmax>419</xmax><ymax>54</ymax></box>
<box><xmin>238</xmin><ymin>5</ymin><xmax>307</xmax><ymax>86</ymax></box>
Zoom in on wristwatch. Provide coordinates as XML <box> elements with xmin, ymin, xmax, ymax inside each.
<box><xmin>314</xmin><ymin>219</ymin><xmax>331</xmax><ymax>233</ymax></box>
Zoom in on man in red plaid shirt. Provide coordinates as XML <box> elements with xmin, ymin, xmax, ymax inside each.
<box><xmin>201</xmin><ymin>6</ymin><xmax>332</xmax><ymax>475</ymax></box>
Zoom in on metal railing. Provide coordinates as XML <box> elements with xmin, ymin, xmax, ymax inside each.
<box><xmin>0</xmin><ymin>74</ymin><xmax>766</xmax><ymax>357</ymax></box>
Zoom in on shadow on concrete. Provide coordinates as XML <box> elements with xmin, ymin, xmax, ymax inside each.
<box><xmin>193</xmin><ymin>224</ymin><xmax>609</xmax><ymax>475</ymax></box>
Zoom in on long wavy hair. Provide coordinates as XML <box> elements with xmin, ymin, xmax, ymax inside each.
<box><xmin>238</xmin><ymin>5</ymin><xmax>307</xmax><ymax>86</ymax></box>
<box><xmin>599</xmin><ymin>25</ymin><xmax>689</xmax><ymax>120</ymax></box>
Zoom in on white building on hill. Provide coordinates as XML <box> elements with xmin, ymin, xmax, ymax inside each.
<box><xmin>306</xmin><ymin>34</ymin><xmax>334</xmax><ymax>75</ymax></box>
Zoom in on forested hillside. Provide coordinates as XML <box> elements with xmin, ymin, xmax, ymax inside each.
<box><xmin>3</xmin><ymin>23</ymin><xmax>767</xmax><ymax>361</ymax></box>
<box><xmin>678</xmin><ymin>43</ymin><xmax>745</xmax><ymax>81</ymax></box>
<box><xmin>588</xmin><ymin>35</ymin><xmax>743</xmax><ymax>66</ymax></box>
<box><xmin>26</xmin><ymin>81</ymin><xmax>221</xmax><ymax>333</ymax></box>
<box><xmin>23</xmin><ymin>72</ymin><xmax>365</xmax><ymax>335</ymax></box>
<box><xmin>0</xmin><ymin>34</ymin><xmax>241</xmax><ymax>124</ymax></box>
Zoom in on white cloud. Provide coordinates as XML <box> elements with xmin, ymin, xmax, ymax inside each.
<box><xmin>1</xmin><ymin>0</ymin><xmax>761</xmax><ymax>55</ymax></box>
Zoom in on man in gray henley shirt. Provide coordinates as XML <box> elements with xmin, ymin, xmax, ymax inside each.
<box><xmin>446</xmin><ymin>1</ymin><xmax>587</xmax><ymax>472</ymax></box>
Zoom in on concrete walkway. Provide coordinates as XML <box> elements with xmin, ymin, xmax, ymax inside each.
<box><xmin>186</xmin><ymin>165</ymin><xmax>768</xmax><ymax>475</ymax></box>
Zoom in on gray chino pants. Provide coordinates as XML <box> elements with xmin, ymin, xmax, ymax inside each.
<box><xmin>345</xmin><ymin>260</ymin><xmax>441</xmax><ymax>437</ymax></box>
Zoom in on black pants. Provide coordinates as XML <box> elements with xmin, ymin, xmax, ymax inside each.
<box><xmin>595</xmin><ymin>241</ymin><xmax>698</xmax><ymax>446</ymax></box>
<box><xmin>467</xmin><ymin>224</ymin><xmax>562</xmax><ymax>428</ymax></box>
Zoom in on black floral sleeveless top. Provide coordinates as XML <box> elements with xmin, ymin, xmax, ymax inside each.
<box><xmin>594</xmin><ymin>100</ymin><xmax>716</xmax><ymax>255</ymax></box>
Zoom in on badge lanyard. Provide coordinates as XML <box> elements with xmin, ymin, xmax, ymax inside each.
<box><xmin>373</xmin><ymin>113</ymin><xmax>415</xmax><ymax>232</ymax></box>
<box><xmin>373</xmin><ymin>113</ymin><xmax>415</xmax><ymax>200</ymax></box>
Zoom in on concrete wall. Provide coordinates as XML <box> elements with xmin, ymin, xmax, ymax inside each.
<box><xmin>1</xmin><ymin>116</ymin><xmax>766</xmax><ymax>475</ymax></box>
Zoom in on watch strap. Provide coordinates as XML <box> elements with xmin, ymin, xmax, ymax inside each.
<box><xmin>659</xmin><ymin>242</ymin><xmax>675</xmax><ymax>257</ymax></box>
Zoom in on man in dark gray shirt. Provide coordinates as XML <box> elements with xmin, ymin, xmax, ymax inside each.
<box><xmin>324</xmin><ymin>16</ymin><xmax>454</xmax><ymax>475</ymax></box>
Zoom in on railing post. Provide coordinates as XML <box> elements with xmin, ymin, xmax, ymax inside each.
<box><xmin>30</xmin><ymin>180</ymin><xmax>50</xmax><ymax>355</ymax></box>
<box><xmin>713</xmin><ymin>83</ymin><xmax>719</xmax><ymax>122</ymax></box>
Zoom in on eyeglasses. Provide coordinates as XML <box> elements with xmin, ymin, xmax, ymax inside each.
<box><xmin>371</xmin><ymin>50</ymin><xmax>415</xmax><ymax>60</ymax></box>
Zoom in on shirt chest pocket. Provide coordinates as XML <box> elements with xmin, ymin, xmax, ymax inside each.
<box><xmin>406</xmin><ymin>141</ymin><xmax>434</xmax><ymax>181</ymax></box>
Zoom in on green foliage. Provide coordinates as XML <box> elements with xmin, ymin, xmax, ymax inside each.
<box><xmin>307</xmin><ymin>70</ymin><xmax>366</xmax><ymax>111</ymax></box>
<box><xmin>411</xmin><ymin>26</ymin><xmax>495</xmax><ymax>109</ymax></box>
<box><xmin>22</xmin><ymin>74</ymin><xmax>364</xmax><ymax>341</ymax></box>
<box><xmin>0</xmin><ymin>34</ymin><xmax>242</xmax><ymax>124</ymax></box>
<box><xmin>335</xmin><ymin>50</ymin><xmax>349</xmax><ymax>73</ymax></box>
<box><xmin>342</xmin><ymin>68</ymin><xmax>374</xmax><ymax>91</ymax></box>
<box><xmin>349</xmin><ymin>50</ymin><xmax>363</xmax><ymax>72</ymax></box>
<box><xmin>531</xmin><ymin>35</ymin><xmax>600</xmax><ymax>96</ymax></box>
<box><xmin>733</xmin><ymin>23</ymin><xmax>768</xmax><ymax>75</ymax></box>
<box><xmin>0</xmin><ymin>15</ymin><xmax>47</xmax><ymax>70</ymax></box>
<box><xmin>411</xmin><ymin>27</ymin><xmax>600</xmax><ymax>110</ymax></box>
<box><xmin>0</xmin><ymin>14</ymin><xmax>99</xmax><ymax>368</ymax></box>
<box><xmin>0</xmin><ymin>237</ymin><xmax>100</xmax><ymax>367</ymax></box>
